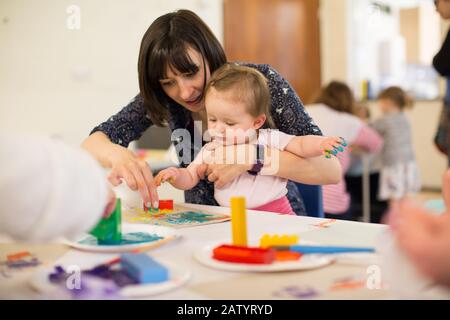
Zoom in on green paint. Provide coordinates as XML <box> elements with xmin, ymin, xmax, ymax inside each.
<box><xmin>164</xmin><ymin>211</ymin><xmax>217</xmax><ymax>225</ymax></box>
<box><xmin>79</xmin><ymin>232</ymin><xmax>163</xmax><ymax>246</ymax></box>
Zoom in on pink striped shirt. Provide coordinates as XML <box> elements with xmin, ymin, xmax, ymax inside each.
<box><xmin>323</xmin><ymin>125</ymin><xmax>383</xmax><ymax>213</ymax></box>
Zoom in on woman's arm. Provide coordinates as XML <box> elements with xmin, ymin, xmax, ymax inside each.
<box><xmin>205</xmin><ymin>143</ymin><xmax>341</xmax><ymax>186</ymax></box>
<box><xmin>262</xmin><ymin>147</ymin><xmax>342</xmax><ymax>184</ymax></box>
<box><xmin>81</xmin><ymin>95</ymin><xmax>159</xmax><ymax>209</ymax></box>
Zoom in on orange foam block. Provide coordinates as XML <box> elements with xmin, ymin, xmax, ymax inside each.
<box><xmin>212</xmin><ymin>244</ymin><xmax>276</xmax><ymax>264</ymax></box>
<box><xmin>7</xmin><ymin>251</ymin><xmax>32</xmax><ymax>262</ymax></box>
<box><xmin>275</xmin><ymin>250</ymin><xmax>302</xmax><ymax>262</ymax></box>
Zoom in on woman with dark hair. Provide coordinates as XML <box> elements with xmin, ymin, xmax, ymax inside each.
<box><xmin>81</xmin><ymin>9</ymin><xmax>341</xmax><ymax>215</ymax></box>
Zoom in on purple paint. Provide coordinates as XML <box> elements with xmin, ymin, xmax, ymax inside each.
<box><xmin>273</xmin><ymin>285</ymin><xmax>319</xmax><ymax>299</ymax></box>
<box><xmin>49</xmin><ymin>263</ymin><xmax>138</xmax><ymax>289</ymax></box>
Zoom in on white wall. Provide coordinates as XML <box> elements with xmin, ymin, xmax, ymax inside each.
<box><xmin>0</xmin><ymin>0</ymin><xmax>223</xmax><ymax>146</ymax></box>
<box><xmin>319</xmin><ymin>0</ymin><xmax>349</xmax><ymax>84</ymax></box>
<box><xmin>319</xmin><ymin>0</ymin><xmax>449</xmax><ymax>189</ymax></box>
<box><xmin>2</xmin><ymin>0</ymin><xmax>447</xmax><ymax>189</ymax></box>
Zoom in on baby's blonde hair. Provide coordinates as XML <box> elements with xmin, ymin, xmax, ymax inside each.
<box><xmin>205</xmin><ymin>64</ymin><xmax>275</xmax><ymax>128</ymax></box>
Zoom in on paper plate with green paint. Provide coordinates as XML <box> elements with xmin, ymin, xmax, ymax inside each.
<box><xmin>123</xmin><ymin>206</ymin><xmax>230</xmax><ymax>228</ymax></box>
<box><xmin>64</xmin><ymin>224</ymin><xmax>179</xmax><ymax>253</ymax></box>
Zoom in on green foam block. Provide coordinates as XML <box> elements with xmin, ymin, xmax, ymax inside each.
<box><xmin>90</xmin><ymin>198</ymin><xmax>122</xmax><ymax>244</ymax></box>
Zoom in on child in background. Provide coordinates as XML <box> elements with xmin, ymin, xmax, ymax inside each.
<box><xmin>372</xmin><ymin>86</ymin><xmax>421</xmax><ymax>214</ymax></box>
<box><xmin>307</xmin><ymin>82</ymin><xmax>383</xmax><ymax>220</ymax></box>
<box><xmin>154</xmin><ymin>64</ymin><xmax>346</xmax><ymax>215</ymax></box>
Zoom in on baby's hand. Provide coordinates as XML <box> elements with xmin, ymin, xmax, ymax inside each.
<box><xmin>154</xmin><ymin>167</ymin><xmax>179</xmax><ymax>186</ymax></box>
<box><xmin>320</xmin><ymin>136</ymin><xmax>347</xmax><ymax>158</ymax></box>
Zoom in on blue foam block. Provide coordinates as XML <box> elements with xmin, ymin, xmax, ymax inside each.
<box><xmin>120</xmin><ymin>253</ymin><xmax>169</xmax><ymax>284</ymax></box>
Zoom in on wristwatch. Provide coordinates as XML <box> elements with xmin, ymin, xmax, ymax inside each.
<box><xmin>248</xmin><ymin>144</ymin><xmax>264</xmax><ymax>176</ymax></box>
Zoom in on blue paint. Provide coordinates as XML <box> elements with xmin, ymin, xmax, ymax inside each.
<box><xmin>79</xmin><ymin>232</ymin><xmax>164</xmax><ymax>246</ymax></box>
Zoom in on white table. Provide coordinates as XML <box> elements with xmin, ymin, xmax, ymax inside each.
<box><xmin>0</xmin><ymin>203</ymin><xmax>396</xmax><ymax>300</ymax></box>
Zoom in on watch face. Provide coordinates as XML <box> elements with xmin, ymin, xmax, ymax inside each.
<box><xmin>249</xmin><ymin>159</ymin><xmax>263</xmax><ymax>175</ymax></box>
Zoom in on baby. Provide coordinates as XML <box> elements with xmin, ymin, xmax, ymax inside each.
<box><xmin>155</xmin><ymin>64</ymin><xmax>345</xmax><ymax>214</ymax></box>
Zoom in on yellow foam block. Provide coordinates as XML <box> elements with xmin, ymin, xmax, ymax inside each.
<box><xmin>231</xmin><ymin>197</ymin><xmax>247</xmax><ymax>246</ymax></box>
<box><xmin>259</xmin><ymin>234</ymin><xmax>299</xmax><ymax>248</ymax></box>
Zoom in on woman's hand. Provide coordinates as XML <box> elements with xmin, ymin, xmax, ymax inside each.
<box><xmin>154</xmin><ymin>167</ymin><xmax>180</xmax><ymax>186</ymax></box>
<box><xmin>81</xmin><ymin>132</ymin><xmax>159</xmax><ymax>210</ymax></box>
<box><xmin>198</xmin><ymin>163</ymin><xmax>251</xmax><ymax>189</ymax></box>
<box><xmin>106</xmin><ymin>144</ymin><xmax>159</xmax><ymax>210</ymax></box>
<box><xmin>389</xmin><ymin>201</ymin><xmax>450</xmax><ymax>286</ymax></box>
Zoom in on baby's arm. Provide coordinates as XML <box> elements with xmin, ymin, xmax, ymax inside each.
<box><xmin>284</xmin><ymin>135</ymin><xmax>346</xmax><ymax>158</ymax></box>
<box><xmin>154</xmin><ymin>164</ymin><xmax>201</xmax><ymax>190</ymax></box>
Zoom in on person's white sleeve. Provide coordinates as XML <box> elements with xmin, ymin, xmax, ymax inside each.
<box><xmin>0</xmin><ymin>134</ymin><xmax>108</xmax><ymax>241</ymax></box>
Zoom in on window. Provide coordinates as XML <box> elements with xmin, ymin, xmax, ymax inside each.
<box><xmin>348</xmin><ymin>0</ymin><xmax>441</xmax><ymax>100</ymax></box>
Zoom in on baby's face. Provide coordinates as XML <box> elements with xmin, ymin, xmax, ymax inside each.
<box><xmin>204</xmin><ymin>87</ymin><xmax>263</xmax><ymax>145</ymax></box>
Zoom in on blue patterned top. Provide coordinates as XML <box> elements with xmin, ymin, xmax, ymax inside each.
<box><xmin>91</xmin><ymin>63</ymin><xmax>323</xmax><ymax>215</ymax></box>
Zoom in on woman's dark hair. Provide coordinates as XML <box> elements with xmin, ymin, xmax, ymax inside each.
<box><xmin>314</xmin><ymin>81</ymin><xmax>355</xmax><ymax>114</ymax></box>
<box><xmin>138</xmin><ymin>9</ymin><xmax>227</xmax><ymax>126</ymax></box>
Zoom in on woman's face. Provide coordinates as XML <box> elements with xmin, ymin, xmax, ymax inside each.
<box><xmin>436</xmin><ymin>0</ymin><xmax>450</xmax><ymax>19</ymax></box>
<box><xmin>159</xmin><ymin>47</ymin><xmax>211</xmax><ymax>113</ymax></box>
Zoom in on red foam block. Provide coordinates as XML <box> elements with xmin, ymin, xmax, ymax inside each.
<box><xmin>212</xmin><ymin>244</ymin><xmax>276</xmax><ymax>264</ymax></box>
<box><xmin>159</xmin><ymin>200</ymin><xmax>173</xmax><ymax>210</ymax></box>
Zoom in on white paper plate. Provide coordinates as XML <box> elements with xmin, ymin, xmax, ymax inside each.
<box><xmin>194</xmin><ymin>242</ymin><xmax>333</xmax><ymax>272</ymax></box>
<box><xmin>29</xmin><ymin>261</ymin><xmax>191</xmax><ymax>298</ymax></box>
<box><xmin>63</xmin><ymin>224</ymin><xmax>179</xmax><ymax>253</ymax></box>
